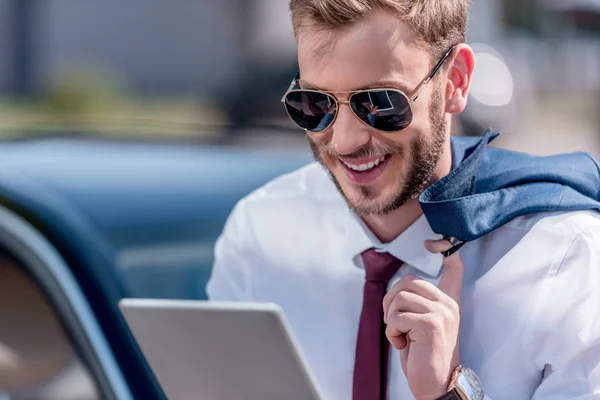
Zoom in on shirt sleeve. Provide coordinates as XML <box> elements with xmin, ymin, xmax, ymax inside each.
<box><xmin>526</xmin><ymin>225</ymin><xmax>600</xmax><ymax>398</ymax></box>
<box><xmin>205</xmin><ymin>201</ymin><xmax>255</xmax><ymax>301</ymax></box>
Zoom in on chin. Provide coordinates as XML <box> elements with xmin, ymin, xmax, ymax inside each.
<box><xmin>343</xmin><ymin>184</ymin><xmax>404</xmax><ymax>216</ymax></box>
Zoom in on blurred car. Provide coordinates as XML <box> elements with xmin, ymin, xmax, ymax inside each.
<box><xmin>0</xmin><ymin>134</ymin><xmax>311</xmax><ymax>399</ymax></box>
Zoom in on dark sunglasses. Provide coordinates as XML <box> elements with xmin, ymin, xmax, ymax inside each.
<box><xmin>281</xmin><ymin>46</ymin><xmax>455</xmax><ymax>133</ymax></box>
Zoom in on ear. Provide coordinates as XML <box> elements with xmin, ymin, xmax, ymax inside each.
<box><xmin>444</xmin><ymin>44</ymin><xmax>476</xmax><ymax>115</ymax></box>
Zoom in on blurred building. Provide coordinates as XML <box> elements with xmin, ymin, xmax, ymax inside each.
<box><xmin>0</xmin><ymin>0</ymin><xmax>597</xmax><ymax>153</ymax></box>
<box><xmin>0</xmin><ymin>1</ymin><xmax>598</xmax><ymax>93</ymax></box>
<box><xmin>0</xmin><ymin>1</ymin><xmax>294</xmax><ymax>94</ymax></box>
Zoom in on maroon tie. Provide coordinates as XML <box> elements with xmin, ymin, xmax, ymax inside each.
<box><xmin>353</xmin><ymin>249</ymin><xmax>404</xmax><ymax>400</ymax></box>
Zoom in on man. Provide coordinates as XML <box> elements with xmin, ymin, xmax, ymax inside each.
<box><xmin>207</xmin><ymin>0</ymin><xmax>600</xmax><ymax>399</ymax></box>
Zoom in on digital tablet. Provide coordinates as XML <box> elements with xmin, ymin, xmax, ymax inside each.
<box><xmin>119</xmin><ymin>298</ymin><xmax>325</xmax><ymax>400</ymax></box>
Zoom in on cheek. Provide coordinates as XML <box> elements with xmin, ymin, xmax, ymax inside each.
<box><xmin>308</xmin><ymin>131</ymin><xmax>329</xmax><ymax>144</ymax></box>
<box><xmin>308</xmin><ymin>127</ymin><xmax>337</xmax><ymax>146</ymax></box>
<box><xmin>386</xmin><ymin>152</ymin><xmax>408</xmax><ymax>179</ymax></box>
<box><xmin>405</xmin><ymin>111</ymin><xmax>431</xmax><ymax>136</ymax></box>
<box><xmin>406</xmin><ymin>91</ymin><xmax>435</xmax><ymax>129</ymax></box>
<box><xmin>308</xmin><ymin>134</ymin><xmax>343</xmax><ymax>171</ymax></box>
<box><xmin>371</xmin><ymin>127</ymin><xmax>417</xmax><ymax>152</ymax></box>
<box><xmin>307</xmin><ymin>132</ymin><xmax>329</xmax><ymax>155</ymax></box>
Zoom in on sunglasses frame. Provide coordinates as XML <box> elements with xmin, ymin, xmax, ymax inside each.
<box><xmin>281</xmin><ymin>45</ymin><xmax>456</xmax><ymax>133</ymax></box>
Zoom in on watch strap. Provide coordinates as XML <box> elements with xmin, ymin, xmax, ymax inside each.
<box><xmin>436</xmin><ymin>388</ymin><xmax>463</xmax><ymax>400</ymax></box>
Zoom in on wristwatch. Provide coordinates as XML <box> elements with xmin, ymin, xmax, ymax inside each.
<box><xmin>436</xmin><ymin>365</ymin><xmax>484</xmax><ymax>400</ymax></box>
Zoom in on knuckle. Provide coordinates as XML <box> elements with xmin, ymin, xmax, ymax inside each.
<box><xmin>386</xmin><ymin>315</ymin><xmax>403</xmax><ymax>333</ymax></box>
<box><xmin>389</xmin><ymin>310</ymin><xmax>411</xmax><ymax>328</ymax></box>
<box><xmin>447</xmin><ymin>298</ymin><xmax>460</xmax><ymax>315</ymax></box>
<box><xmin>391</xmin><ymin>291</ymin><xmax>416</xmax><ymax>312</ymax></box>
<box><xmin>416</xmin><ymin>279</ymin><xmax>440</xmax><ymax>297</ymax></box>
<box><xmin>383</xmin><ymin>286</ymin><xmax>402</xmax><ymax>306</ymax></box>
<box><xmin>383</xmin><ymin>292</ymin><xmax>397</xmax><ymax>309</ymax></box>
<box><xmin>382</xmin><ymin>293</ymin><xmax>391</xmax><ymax>308</ymax></box>
<box><xmin>422</xmin><ymin>315</ymin><xmax>440</xmax><ymax>332</ymax></box>
<box><xmin>388</xmin><ymin>309</ymin><xmax>405</xmax><ymax>324</ymax></box>
<box><xmin>394</xmin><ymin>290</ymin><xmax>410</xmax><ymax>304</ymax></box>
<box><xmin>388</xmin><ymin>296</ymin><xmax>400</xmax><ymax>311</ymax></box>
<box><xmin>440</xmin><ymin>306</ymin><xmax>454</xmax><ymax>323</ymax></box>
<box><xmin>401</xmin><ymin>274</ymin><xmax>432</xmax><ymax>293</ymax></box>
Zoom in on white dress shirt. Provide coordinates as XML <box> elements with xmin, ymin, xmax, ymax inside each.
<box><xmin>206</xmin><ymin>162</ymin><xmax>600</xmax><ymax>400</ymax></box>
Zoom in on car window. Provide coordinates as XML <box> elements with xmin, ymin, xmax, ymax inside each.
<box><xmin>0</xmin><ymin>255</ymin><xmax>100</xmax><ymax>400</ymax></box>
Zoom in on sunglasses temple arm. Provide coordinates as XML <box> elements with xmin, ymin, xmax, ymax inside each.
<box><xmin>408</xmin><ymin>77</ymin><xmax>431</xmax><ymax>102</ymax></box>
<box><xmin>408</xmin><ymin>46</ymin><xmax>456</xmax><ymax>102</ymax></box>
<box><xmin>441</xmin><ymin>236</ymin><xmax>466</xmax><ymax>257</ymax></box>
<box><xmin>281</xmin><ymin>72</ymin><xmax>301</xmax><ymax>103</ymax></box>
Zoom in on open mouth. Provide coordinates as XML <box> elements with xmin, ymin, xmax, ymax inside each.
<box><xmin>339</xmin><ymin>154</ymin><xmax>391</xmax><ymax>183</ymax></box>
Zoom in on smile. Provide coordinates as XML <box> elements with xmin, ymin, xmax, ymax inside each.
<box><xmin>339</xmin><ymin>154</ymin><xmax>391</xmax><ymax>184</ymax></box>
<box><xmin>341</xmin><ymin>155</ymin><xmax>388</xmax><ymax>172</ymax></box>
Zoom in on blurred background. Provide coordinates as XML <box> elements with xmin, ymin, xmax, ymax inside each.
<box><xmin>0</xmin><ymin>2</ymin><xmax>599</xmax><ymax>399</ymax></box>
<box><xmin>0</xmin><ymin>0</ymin><xmax>598</xmax><ymax>153</ymax></box>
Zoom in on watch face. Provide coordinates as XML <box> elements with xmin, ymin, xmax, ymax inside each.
<box><xmin>456</xmin><ymin>367</ymin><xmax>484</xmax><ymax>400</ymax></box>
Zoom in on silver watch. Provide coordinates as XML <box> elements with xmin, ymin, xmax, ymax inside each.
<box><xmin>438</xmin><ymin>365</ymin><xmax>484</xmax><ymax>400</ymax></box>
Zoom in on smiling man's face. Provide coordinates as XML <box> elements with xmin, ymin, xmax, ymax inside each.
<box><xmin>298</xmin><ymin>10</ymin><xmax>449</xmax><ymax>216</ymax></box>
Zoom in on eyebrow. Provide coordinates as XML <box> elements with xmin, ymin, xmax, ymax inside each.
<box><xmin>299</xmin><ymin>79</ymin><xmax>412</xmax><ymax>94</ymax></box>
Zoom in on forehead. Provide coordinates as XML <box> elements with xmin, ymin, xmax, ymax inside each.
<box><xmin>297</xmin><ymin>10</ymin><xmax>430</xmax><ymax>92</ymax></box>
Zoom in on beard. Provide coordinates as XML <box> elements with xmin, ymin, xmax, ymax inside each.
<box><xmin>308</xmin><ymin>84</ymin><xmax>447</xmax><ymax>216</ymax></box>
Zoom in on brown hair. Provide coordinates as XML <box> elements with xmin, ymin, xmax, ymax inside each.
<box><xmin>289</xmin><ymin>0</ymin><xmax>470</xmax><ymax>61</ymax></box>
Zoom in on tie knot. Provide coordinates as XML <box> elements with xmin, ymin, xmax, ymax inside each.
<box><xmin>360</xmin><ymin>249</ymin><xmax>403</xmax><ymax>283</ymax></box>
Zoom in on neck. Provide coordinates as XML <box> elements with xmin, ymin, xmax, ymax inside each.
<box><xmin>362</xmin><ymin>137</ymin><xmax>453</xmax><ymax>243</ymax></box>
<box><xmin>362</xmin><ymin>198</ymin><xmax>424</xmax><ymax>243</ymax></box>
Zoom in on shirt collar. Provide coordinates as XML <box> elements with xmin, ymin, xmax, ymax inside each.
<box><xmin>343</xmin><ymin>207</ymin><xmax>444</xmax><ymax>278</ymax></box>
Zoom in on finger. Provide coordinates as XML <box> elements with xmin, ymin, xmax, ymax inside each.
<box><xmin>385</xmin><ymin>323</ymin><xmax>408</xmax><ymax>351</ymax></box>
<box><xmin>384</xmin><ymin>290</ymin><xmax>436</xmax><ymax>325</ymax></box>
<box><xmin>385</xmin><ymin>315</ymin><xmax>407</xmax><ymax>350</ymax></box>
<box><xmin>425</xmin><ymin>240</ymin><xmax>465</xmax><ymax>303</ymax></box>
<box><xmin>424</xmin><ymin>238</ymin><xmax>454</xmax><ymax>254</ymax></box>
<box><xmin>387</xmin><ymin>330</ymin><xmax>407</xmax><ymax>351</ymax></box>
<box><xmin>385</xmin><ymin>312</ymin><xmax>423</xmax><ymax>350</ymax></box>
<box><xmin>438</xmin><ymin>250</ymin><xmax>465</xmax><ymax>303</ymax></box>
<box><xmin>383</xmin><ymin>275</ymin><xmax>442</xmax><ymax>322</ymax></box>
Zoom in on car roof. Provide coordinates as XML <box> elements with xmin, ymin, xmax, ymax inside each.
<box><xmin>0</xmin><ymin>137</ymin><xmax>312</xmax><ymax>250</ymax></box>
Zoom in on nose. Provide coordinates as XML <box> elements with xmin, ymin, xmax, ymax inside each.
<box><xmin>330</xmin><ymin>103</ymin><xmax>372</xmax><ymax>156</ymax></box>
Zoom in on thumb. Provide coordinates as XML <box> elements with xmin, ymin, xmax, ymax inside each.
<box><xmin>424</xmin><ymin>239</ymin><xmax>465</xmax><ymax>303</ymax></box>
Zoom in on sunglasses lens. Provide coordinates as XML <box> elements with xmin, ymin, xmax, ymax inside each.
<box><xmin>350</xmin><ymin>90</ymin><xmax>413</xmax><ymax>132</ymax></box>
<box><xmin>284</xmin><ymin>91</ymin><xmax>337</xmax><ymax>132</ymax></box>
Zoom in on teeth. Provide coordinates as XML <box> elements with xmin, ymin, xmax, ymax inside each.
<box><xmin>342</xmin><ymin>155</ymin><xmax>387</xmax><ymax>172</ymax></box>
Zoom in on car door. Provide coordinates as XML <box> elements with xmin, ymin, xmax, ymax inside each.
<box><xmin>0</xmin><ymin>203</ymin><xmax>165</xmax><ymax>400</ymax></box>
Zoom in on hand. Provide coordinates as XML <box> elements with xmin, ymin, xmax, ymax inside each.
<box><xmin>382</xmin><ymin>239</ymin><xmax>465</xmax><ymax>400</ymax></box>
